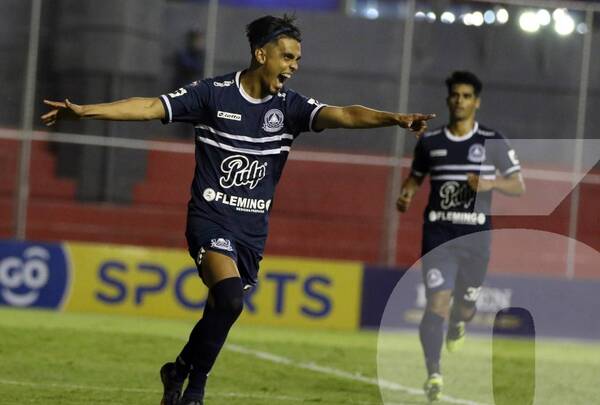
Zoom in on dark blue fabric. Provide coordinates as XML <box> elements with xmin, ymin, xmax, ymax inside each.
<box><xmin>411</xmin><ymin>124</ymin><xmax>519</xmax><ymax>236</ymax></box>
<box><xmin>160</xmin><ymin>71</ymin><xmax>324</xmax><ymax>254</ymax></box>
<box><xmin>181</xmin><ymin>277</ymin><xmax>244</xmax><ymax>398</ymax></box>
<box><xmin>419</xmin><ymin>310</ymin><xmax>445</xmax><ymax>375</ymax></box>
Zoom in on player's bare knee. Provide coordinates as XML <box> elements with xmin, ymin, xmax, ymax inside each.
<box><xmin>427</xmin><ymin>291</ymin><xmax>452</xmax><ymax>319</ymax></box>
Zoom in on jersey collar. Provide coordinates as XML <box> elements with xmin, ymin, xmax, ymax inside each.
<box><xmin>444</xmin><ymin>121</ymin><xmax>479</xmax><ymax>142</ymax></box>
<box><xmin>235</xmin><ymin>71</ymin><xmax>274</xmax><ymax>104</ymax></box>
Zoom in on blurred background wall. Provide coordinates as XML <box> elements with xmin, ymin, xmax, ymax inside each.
<box><xmin>0</xmin><ymin>0</ymin><xmax>598</xmax><ymax>276</ymax></box>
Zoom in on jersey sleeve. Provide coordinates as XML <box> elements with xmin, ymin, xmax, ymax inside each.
<box><xmin>285</xmin><ymin>90</ymin><xmax>327</xmax><ymax>136</ymax></box>
<box><xmin>490</xmin><ymin>134</ymin><xmax>521</xmax><ymax>176</ymax></box>
<box><xmin>411</xmin><ymin>137</ymin><xmax>429</xmax><ymax>179</ymax></box>
<box><xmin>159</xmin><ymin>80</ymin><xmax>210</xmax><ymax>124</ymax></box>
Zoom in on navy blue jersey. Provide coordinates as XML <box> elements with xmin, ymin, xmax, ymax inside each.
<box><xmin>160</xmin><ymin>71</ymin><xmax>325</xmax><ymax>253</ymax></box>
<box><xmin>411</xmin><ymin>123</ymin><xmax>521</xmax><ymax>235</ymax></box>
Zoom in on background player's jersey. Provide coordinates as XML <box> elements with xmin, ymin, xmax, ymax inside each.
<box><xmin>411</xmin><ymin>122</ymin><xmax>521</xmax><ymax>236</ymax></box>
<box><xmin>160</xmin><ymin>71</ymin><xmax>325</xmax><ymax>253</ymax></box>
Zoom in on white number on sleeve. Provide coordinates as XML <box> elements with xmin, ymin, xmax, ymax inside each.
<box><xmin>168</xmin><ymin>88</ymin><xmax>188</xmax><ymax>98</ymax></box>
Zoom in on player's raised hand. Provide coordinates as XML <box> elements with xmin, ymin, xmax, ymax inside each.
<box><xmin>398</xmin><ymin>113</ymin><xmax>436</xmax><ymax>137</ymax></box>
<box><xmin>41</xmin><ymin>99</ymin><xmax>85</xmax><ymax>126</ymax></box>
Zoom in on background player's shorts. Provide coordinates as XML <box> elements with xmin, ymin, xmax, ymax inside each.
<box><xmin>421</xmin><ymin>225</ymin><xmax>491</xmax><ymax>303</ymax></box>
<box><xmin>186</xmin><ymin>216</ymin><xmax>262</xmax><ymax>290</ymax></box>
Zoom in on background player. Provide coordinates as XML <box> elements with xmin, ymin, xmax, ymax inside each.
<box><xmin>42</xmin><ymin>15</ymin><xmax>434</xmax><ymax>405</ymax></box>
<box><xmin>396</xmin><ymin>71</ymin><xmax>525</xmax><ymax>402</ymax></box>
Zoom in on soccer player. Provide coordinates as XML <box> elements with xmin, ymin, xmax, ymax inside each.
<box><xmin>42</xmin><ymin>15</ymin><xmax>434</xmax><ymax>405</ymax></box>
<box><xmin>396</xmin><ymin>71</ymin><xmax>525</xmax><ymax>402</ymax></box>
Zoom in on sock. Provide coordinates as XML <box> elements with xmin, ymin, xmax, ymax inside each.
<box><xmin>184</xmin><ymin>277</ymin><xmax>244</xmax><ymax>398</ymax></box>
<box><xmin>449</xmin><ymin>305</ymin><xmax>462</xmax><ymax>327</ymax></box>
<box><xmin>176</xmin><ymin>302</ymin><xmax>216</xmax><ymax>381</ymax></box>
<box><xmin>450</xmin><ymin>303</ymin><xmax>476</xmax><ymax>325</ymax></box>
<box><xmin>419</xmin><ymin>311</ymin><xmax>445</xmax><ymax>376</ymax></box>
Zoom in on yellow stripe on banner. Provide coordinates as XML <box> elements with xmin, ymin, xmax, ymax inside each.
<box><xmin>238</xmin><ymin>257</ymin><xmax>363</xmax><ymax>330</ymax></box>
<box><xmin>64</xmin><ymin>242</ymin><xmax>208</xmax><ymax>319</ymax></box>
<box><xmin>62</xmin><ymin>242</ymin><xmax>363</xmax><ymax>330</ymax></box>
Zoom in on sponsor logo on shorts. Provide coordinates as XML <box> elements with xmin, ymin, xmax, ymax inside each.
<box><xmin>262</xmin><ymin>109</ymin><xmax>284</xmax><ymax>133</ymax></box>
<box><xmin>428</xmin><ymin>210</ymin><xmax>486</xmax><ymax>226</ymax></box>
<box><xmin>217</xmin><ymin>111</ymin><xmax>242</xmax><ymax>121</ymax></box>
<box><xmin>426</xmin><ymin>268</ymin><xmax>445</xmax><ymax>289</ymax></box>
<box><xmin>196</xmin><ymin>247</ymin><xmax>206</xmax><ymax>266</ymax></box>
<box><xmin>210</xmin><ymin>238</ymin><xmax>233</xmax><ymax>252</ymax></box>
<box><xmin>468</xmin><ymin>143</ymin><xmax>486</xmax><ymax>163</ymax></box>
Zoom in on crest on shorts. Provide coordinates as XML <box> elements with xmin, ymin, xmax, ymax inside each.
<box><xmin>210</xmin><ymin>238</ymin><xmax>233</xmax><ymax>252</ymax></box>
<box><xmin>262</xmin><ymin>109</ymin><xmax>284</xmax><ymax>133</ymax></box>
<box><xmin>426</xmin><ymin>268</ymin><xmax>445</xmax><ymax>288</ymax></box>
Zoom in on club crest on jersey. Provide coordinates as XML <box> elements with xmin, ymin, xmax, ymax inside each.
<box><xmin>219</xmin><ymin>155</ymin><xmax>267</xmax><ymax>189</ymax></box>
<box><xmin>262</xmin><ymin>109</ymin><xmax>284</xmax><ymax>133</ymax></box>
<box><xmin>468</xmin><ymin>144</ymin><xmax>486</xmax><ymax>162</ymax></box>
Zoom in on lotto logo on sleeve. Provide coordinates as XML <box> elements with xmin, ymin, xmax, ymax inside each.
<box><xmin>0</xmin><ymin>242</ymin><xmax>70</xmax><ymax>309</ymax></box>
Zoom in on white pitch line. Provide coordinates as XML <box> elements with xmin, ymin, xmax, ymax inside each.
<box><xmin>227</xmin><ymin>344</ymin><xmax>490</xmax><ymax>405</ymax></box>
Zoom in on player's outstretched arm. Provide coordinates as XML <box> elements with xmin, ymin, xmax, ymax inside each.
<box><xmin>41</xmin><ymin>97</ymin><xmax>165</xmax><ymax>126</ymax></box>
<box><xmin>313</xmin><ymin>105</ymin><xmax>435</xmax><ymax>136</ymax></box>
<box><xmin>397</xmin><ymin>175</ymin><xmax>424</xmax><ymax>212</ymax></box>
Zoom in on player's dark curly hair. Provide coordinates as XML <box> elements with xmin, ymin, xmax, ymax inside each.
<box><xmin>445</xmin><ymin>71</ymin><xmax>483</xmax><ymax>96</ymax></box>
<box><xmin>246</xmin><ymin>14</ymin><xmax>302</xmax><ymax>52</ymax></box>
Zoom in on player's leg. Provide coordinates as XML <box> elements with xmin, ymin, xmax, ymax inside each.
<box><xmin>421</xmin><ymin>288</ymin><xmax>451</xmax><ymax>402</ymax></box>
<box><xmin>446</xmin><ymin>243</ymin><xmax>489</xmax><ymax>353</ymax></box>
<box><xmin>419</xmin><ymin>234</ymin><xmax>460</xmax><ymax>402</ymax></box>
<box><xmin>446</xmin><ymin>278</ymin><xmax>481</xmax><ymax>353</ymax></box>
<box><xmin>446</xmin><ymin>288</ymin><xmax>479</xmax><ymax>353</ymax></box>
<box><xmin>180</xmin><ymin>250</ymin><xmax>243</xmax><ymax>404</ymax></box>
<box><xmin>160</xmin><ymin>247</ymin><xmax>243</xmax><ymax>405</ymax></box>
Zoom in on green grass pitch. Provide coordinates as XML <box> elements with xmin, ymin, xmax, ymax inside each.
<box><xmin>0</xmin><ymin>308</ymin><xmax>598</xmax><ymax>404</ymax></box>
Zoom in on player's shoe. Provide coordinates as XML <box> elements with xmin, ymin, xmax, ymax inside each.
<box><xmin>446</xmin><ymin>321</ymin><xmax>466</xmax><ymax>353</ymax></box>
<box><xmin>178</xmin><ymin>395</ymin><xmax>204</xmax><ymax>405</ymax></box>
<box><xmin>423</xmin><ymin>373</ymin><xmax>443</xmax><ymax>403</ymax></box>
<box><xmin>160</xmin><ymin>362</ymin><xmax>184</xmax><ymax>405</ymax></box>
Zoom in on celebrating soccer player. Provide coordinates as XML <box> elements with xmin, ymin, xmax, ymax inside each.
<box><xmin>42</xmin><ymin>15</ymin><xmax>434</xmax><ymax>405</ymax></box>
<box><xmin>396</xmin><ymin>71</ymin><xmax>525</xmax><ymax>402</ymax></box>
